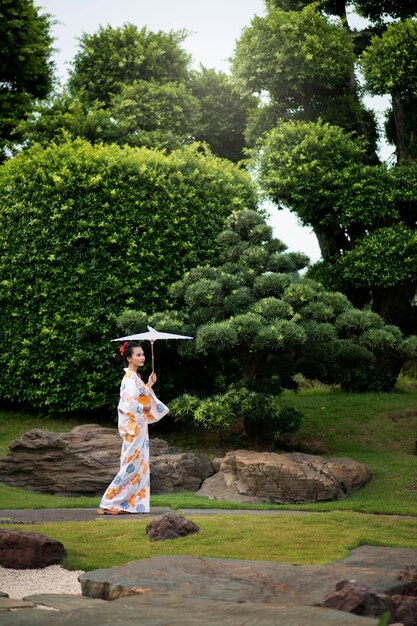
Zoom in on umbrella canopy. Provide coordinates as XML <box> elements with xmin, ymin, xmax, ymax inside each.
<box><xmin>111</xmin><ymin>326</ymin><xmax>193</xmax><ymax>373</ymax></box>
<box><xmin>112</xmin><ymin>326</ymin><xmax>193</xmax><ymax>343</ymax></box>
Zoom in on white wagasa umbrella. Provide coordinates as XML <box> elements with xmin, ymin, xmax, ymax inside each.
<box><xmin>111</xmin><ymin>326</ymin><xmax>193</xmax><ymax>373</ymax></box>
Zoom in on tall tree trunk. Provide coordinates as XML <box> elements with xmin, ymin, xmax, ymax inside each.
<box><xmin>392</xmin><ymin>92</ymin><xmax>417</xmax><ymax>164</ymax></box>
<box><xmin>392</xmin><ymin>92</ymin><xmax>408</xmax><ymax>163</ymax></box>
<box><xmin>344</xmin><ymin>284</ymin><xmax>371</xmax><ymax>311</ymax></box>
<box><xmin>313</xmin><ymin>225</ymin><xmax>350</xmax><ymax>263</ymax></box>
<box><xmin>371</xmin><ymin>283</ymin><xmax>417</xmax><ymax>335</ymax></box>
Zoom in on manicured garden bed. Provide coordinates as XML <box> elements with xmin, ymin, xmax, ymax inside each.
<box><xmin>1</xmin><ymin>388</ymin><xmax>417</xmax><ymax>515</ymax></box>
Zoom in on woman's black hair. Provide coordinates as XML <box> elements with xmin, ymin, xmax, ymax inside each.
<box><xmin>119</xmin><ymin>341</ymin><xmax>143</xmax><ymax>365</ymax></box>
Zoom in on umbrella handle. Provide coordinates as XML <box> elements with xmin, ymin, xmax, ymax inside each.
<box><xmin>150</xmin><ymin>340</ymin><xmax>155</xmax><ymax>375</ymax></box>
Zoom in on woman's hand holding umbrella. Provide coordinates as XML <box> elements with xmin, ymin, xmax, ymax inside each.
<box><xmin>147</xmin><ymin>372</ymin><xmax>157</xmax><ymax>388</ymax></box>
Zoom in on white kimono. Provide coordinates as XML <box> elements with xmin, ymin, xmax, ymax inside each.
<box><xmin>99</xmin><ymin>368</ymin><xmax>169</xmax><ymax>513</ymax></box>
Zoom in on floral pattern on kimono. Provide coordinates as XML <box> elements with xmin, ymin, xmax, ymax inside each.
<box><xmin>99</xmin><ymin>368</ymin><xmax>169</xmax><ymax>513</ymax></box>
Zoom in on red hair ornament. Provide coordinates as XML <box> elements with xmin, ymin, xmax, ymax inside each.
<box><xmin>119</xmin><ymin>341</ymin><xmax>128</xmax><ymax>357</ymax></box>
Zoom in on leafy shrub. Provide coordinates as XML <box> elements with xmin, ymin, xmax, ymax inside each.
<box><xmin>172</xmin><ymin>385</ymin><xmax>303</xmax><ymax>450</ymax></box>
<box><xmin>168</xmin><ymin>394</ymin><xmax>202</xmax><ymax>424</ymax></box>
<box><xmin>0</xmin><ymin>139</ymin><xmax>257</xmax><ymax>413</ymax></box>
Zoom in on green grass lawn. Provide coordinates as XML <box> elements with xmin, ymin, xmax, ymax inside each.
<box><xmin>1</xmin><ymin>389</ymin><xmax>417</xmax><ymax>515</ymax></box>
<box><xmin>4</xmin><ymin>511</ymin><xmax>417</xmax><ymax>571</ymax></box>
<box><xmin>1</xmin><ymin>395</ymin><xmax>417</xmax><ymax>574</ymax></box>
<box><xmin>279</xmin><ymin>389</ymin><xmax>417</xmax><ymax>515</ymax></box>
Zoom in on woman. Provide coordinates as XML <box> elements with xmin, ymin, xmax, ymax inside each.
<box><xmin>97</xmin><ymin>341</ymin><xmax>169</xmax><ymax>515</ymax></box>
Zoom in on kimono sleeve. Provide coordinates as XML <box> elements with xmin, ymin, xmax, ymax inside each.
<box><xmin>118</xmin><ymin>375</ymin><xmax>144</xmax><ymax>436</ymax></box>
<box><xmin>146</xmin><ymin>388</ymin><xmax>169</xmax><ymax>424</ymax></box>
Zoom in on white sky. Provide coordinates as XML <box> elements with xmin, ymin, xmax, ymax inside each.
<box><xmin>38</xmin><ymin>0</ymin><xmax>392</xmax><ymax>264</ymax></box>
<box><xmin>40</xmin><ymin>0</ymin><xmax>266</xmax><ymax>79</ymax></box>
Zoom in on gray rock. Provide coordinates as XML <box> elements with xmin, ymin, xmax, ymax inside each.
<box><xmin>0</xmin><ymin>594</ymin><xmax>379</xmax><ymax>624</ymax></box>
<box><xmin>0</xmin><ymin>530</ymin><xmax>67</xmax><ymax>569</ymax></box>
<box><xmin>0</xmin><ymin>598</ymin><xmax>35</xmax><ymax>611</ymax></box>
<box><xmin>79</xmin><ymin>554</ymin><xmax>321</xmax><ymax>602</ymax></box>
<box><xmin>392</xmin><ymin>594</ymin><xmax>417</xmax><ymax>626</ymax></box>
<box><xmin>4</xmin><ymin>546</ymin><xmax>417</xmax><ymax>625</ymax></box>
<box><xmin>79</xmin><ymin>546</ymin><xmax>417</xmax><ymax>605</ymax></box>
<box><xmin>198</xmin><ymin>450</ymin><xmax>372</xmax><ymax>504</ymax></box>
<box><xmin>0</xmin><ymin>427</ymin><xmax>210</xmax><ymax>496</ymax></box>
<box><xmin>195</xmin><ymin>469</ymin><xmax>258</xmax><ymax>503</ymax></box>
<box><xmin>149</xmin><ymin>438</ymin><xmax>179</xmax><ymax>456</ymax></box>
<box><xmin>319</xmin><ymin>579</ymin><xmax>397</xmax><ymax>619</ymax></box>
<box><xmin>146</xmin><ymin>512</ymin><xmax>200</xmax><ymax>541</ymax></box>
<box><xmin>211</xmin><ymin>457</ymin><xmax>224</xmax><ymax>472</ymax></box>
<box><xmin>150</xmin><ymin>453</ymin><xmax>214</xmax><ymax>493</ymax></box>
<box><xmin>22</xmin><ymin>594</ymin><xmax>107</xmax><ymax>611</ymax></box>
<box><xmin>0</xmin><ymin>424</ymin><xmax>120</xmax><ymax>495</ymax></box>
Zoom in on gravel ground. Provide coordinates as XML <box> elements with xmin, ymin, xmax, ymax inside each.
<box><xmin>0</xmin><ymin>565</ymin><xmax>84</xmax><ymax>599</ymax></box>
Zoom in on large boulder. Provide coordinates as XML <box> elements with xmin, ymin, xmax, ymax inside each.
<box><xmin>150</xmin><ymin>438</ymin><xmax>179</xmax><ymax>456</ymax></box>
<box><xmin>0</xmin><ymin>530</ymin><xmax>67</xmax><ymax>569</ymax></box>
<box><xmin>0</xmin><ymin>425</ymin><xmax>120</xmax><ymax>495</ymax></box>
<box><xmin>79</xmin><ymin>546</ymin><xmax>417</xmax><ymax>605</ymax></box>
<box><xmin>0</xmin><ymin>426</ymin><xmax>211</xmax><ymax>496</ymax></box>
<box><xmin>151</xmin><ymin>453</ymin><xmax>215</xmax><ymax>493</ymax></box>
<box><xmin>197</xmin><ymin>450</ymin><xmax>372</xmax><ymax>504</ymax></box>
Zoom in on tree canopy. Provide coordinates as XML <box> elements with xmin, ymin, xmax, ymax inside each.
<box><xmin>189</xmin><ymin>67</ymin><xmax>255</xmax><ymax>162</ymax></box>
<box><xmin>0</xmin><ymin>0</ymin><xmax>54</xmax><ymax>159</ymax></box>
<box><xmin>354</xmin><ymin>0</ymin><xmax>417</xmax><ymax>22</ymax></box>
<box><xmin>68</xmin><ymin>24</ymin><xmax>191</xmax><ymax>105</ymax></box>
<box><xmin>267</xmin><ymin>0</ymin><xmax>417</xmax><ymax>20</ymax></box>
<box><xmin>17</xmin><ymin>23</ymin><xmax>253</xmax><ymax>162</ymax></box>
<box><xmin>233</xmin><ymin>3</ymin><xmax>377</xmax><ymax>154</ymax></box>
<box><xmin>233</xmin><ymin>1</ymin><xmax>417</xmax><ymax>334</ymax></box>
<box><xmin>109</xmin><ymin>80</ymin><xmax>201</xmax><ymax>150</ymax></box>
<box><xmin>361</xmin><ymin>18</ymin><xmax>417</xmax><ymax>163</ymax></box>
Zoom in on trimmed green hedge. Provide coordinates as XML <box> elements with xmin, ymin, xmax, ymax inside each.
<box><xmin>0</xmin><ymin>139</ymin><xmax>257</xmax><ymax>413</ymax></box>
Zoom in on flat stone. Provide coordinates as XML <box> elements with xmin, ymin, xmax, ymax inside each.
<box><xmin>22</xmin><ymin>593</ymin><xmax>107</xmax><ymax>610</ymax></box>
<box><xmin>79</xmin><ymin>546</ymin><xmax>417</xmax><ymax>605</ymax></box>
<box><xmin>79</xmin><ymin>554</ymin><xmax>322</xmax><ymax>602</ymax></box>
<box><xmin>113</xmin><ymin>595</ymin><xmax>381</xmax><ymax>625</ymax></box>
<box><xmin>1</xmin><ymin>546</ymin><xmax>415</xmax><ymax>625</ymax></box>
<box><xmin>198</xmin><ymin>450</ymin><xmax>372</xmax><ymax>504</ymax></box>
<box><xmin>0</xmin><ymin>594</ymin><xmax>379</xmax><ymax>624</ymax></box>
<box><xmin>0</xmin><ymin>597</ymin><xmax>35</xmax><ymax>610</ymax></box>
<box><xmin>3</xmin><ymin>545</ymin><xmax>415</xmax><ymax>625</ymax></box>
